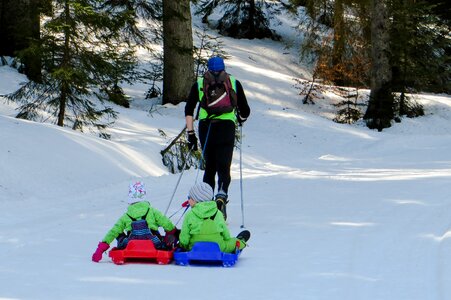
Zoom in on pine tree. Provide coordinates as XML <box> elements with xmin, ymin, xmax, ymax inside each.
<box><xmin>7</xmin><ymin>0</ymin><xmax>137</xmax><ymax>138</ymax></box>
<box><xmin>194</xmin><ymin>0</ymin><xmax>280</xmax><ymax>40</ymax></box>
<box><xmin>193</xmin><ymin>27</ymin><xmax>227</xmax><ymax>77</ymax></box>
<box><xmin>390</xmin><ymin>0</ymin><xmax>450</xmax><ymax>96</ymax></box>
<box><xmin>0</xmin><ymin>0</ymin><xmax>48</xmax><ymax>81</ymax></box>
<box><xmin>98</xmin><ymin>0</ymin><xmax>163</xmax><ymax>107</ymax></box>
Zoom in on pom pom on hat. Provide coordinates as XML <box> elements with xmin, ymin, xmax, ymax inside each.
<box><xmin>189</xmin><ymin>182</ymin><xmax>214</xmax><ymax>203</ymax></box>
<box><xmin>128</xmin><ymin>181</ymin><xmax>147</xmax><ymax>204</ymax></box>
<box><xmin>207</xmin><ymin>56</ymin><xmax>225</xmax><ymax>72</ymax></box>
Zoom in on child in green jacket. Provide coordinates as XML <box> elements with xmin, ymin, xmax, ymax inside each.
<box><xmin>179</xmin><ymin>182</ymin><xmax>250</xmax><ymax>253</ymax></box>
<box><xmin>92</xmin><ymin>181</ymin><xmax>178</xmax><ymax>262</ymax></box>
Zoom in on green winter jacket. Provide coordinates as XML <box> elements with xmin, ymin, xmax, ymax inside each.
<box><xmin>179</xmin><ymin>201</ymin><xmax>245</xmax><ymax>253</ymax></box>
<box><xmin>102</xmin><ymin>201</ymin><xmax>175</xmax><ymax>245</ymax></box>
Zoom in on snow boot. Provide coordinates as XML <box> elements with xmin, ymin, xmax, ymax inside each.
<box><xmin>236</xmin><ymin>230</ymin><xmax>251</xmax><ymax>242</ymax></box>
<box><xmin>215</xmin><ymin>191</ymin><xmax>229</xmax><ymax>220</ymax></box>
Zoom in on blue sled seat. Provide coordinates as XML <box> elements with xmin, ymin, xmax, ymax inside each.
<box><xmin>174</xmin><ymin>242</ymin><xmax>241</xmax><ymax>267</ymax></box>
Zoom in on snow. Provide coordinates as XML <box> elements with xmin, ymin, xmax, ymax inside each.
<box><xmin>1</xmin><ymin>11</ymin><xmax>451</xmax><ymax>300</ymax></box>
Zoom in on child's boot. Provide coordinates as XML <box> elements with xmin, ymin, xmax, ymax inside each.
<box><xmin>236</xmin><ymin>230</ymin><xmax>251</xmax><ymax>243</ymax></box>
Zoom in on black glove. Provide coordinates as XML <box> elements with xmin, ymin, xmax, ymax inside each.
<box><xmin>187</xmin><ymin>130</ymin><xmax>198</xmax><ymax>151</ymax></box>
<box><xmin>164</xmin><ymin>228</ymin><xmax>180</xmax><ymax>248</ymax></box>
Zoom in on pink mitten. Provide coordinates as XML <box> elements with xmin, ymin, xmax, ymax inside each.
<box><xmin>92</xmin><ymin>242</ymin><xmax>109</xmax><ymax>262</ymax></box>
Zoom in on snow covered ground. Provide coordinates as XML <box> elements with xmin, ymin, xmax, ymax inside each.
<box><xmin>1</xmin><ymin>11</ymin><xmax>451</xmax><ymax>300</ymax></box>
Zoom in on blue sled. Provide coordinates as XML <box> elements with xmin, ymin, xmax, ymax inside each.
<box><xmin>174</xmin><ymin>242</ymin><xmax>241</xmax><ymax>267</ymax></box>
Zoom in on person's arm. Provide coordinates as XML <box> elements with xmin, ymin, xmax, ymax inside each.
<box><xmin>236</xmin><ymin>80</ymin><xmax>250</xmax><ymax>120</ymax></box>
<box><xmin>93</xmin><ymin>215</ymin><xmax>126</xmax><ymax>262</ymax></box>
<box><xmin>178</xmin><ymin>214</ymin><xmax>192</xmax><ymax>249</ymax></box>
<box><xmin>150</xmin><ymin>208</ymin><xmax>175</xmax><ymax>232</ymax></box>
<box><xmin>217</xmin><ymin>213</ymin><xmax>232</xmax><ymax>240</ymax></box>
<box><xmin>102</xmin><ymin>214</ymin><xmax>128</xmax><ymax>244</ymax></box>
<box><xmin>186</xmin><ymin>115</ymin><xmax>194</xmax><ymax>132</ymax></box>
<box><xmin>185</xmin><ymin>82</ymin><xmax>199</xmax><ymax>125</ymax></box>
<box><xmin>185</xmin><ymin>82</ymin><xmax>200</xmax><ymax>150</ymax></box>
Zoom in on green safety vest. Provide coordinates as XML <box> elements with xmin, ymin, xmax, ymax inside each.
<box><xmin>197</xmin><ymin>75</ymin><xmax>237</xmax><ymax>122</ymax></box>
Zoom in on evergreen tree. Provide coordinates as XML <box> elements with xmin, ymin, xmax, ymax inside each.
<box><xmin>194</xmin><ymin>0</ymin><xmax>281</xmax><ymax>40</ymax></box>
<box><xmin>290</xmin><ymin>0</ymin><xmax>371</xmax><ymax>87</ymax></box>
<box><xmin>193</xmin><ymin>27</ymin><xmax>227</xmax><ymax>77</ymax></box>
<box><xmin>390</xmin><ymin>0</ymin><xmax>450</xmax><ymax>96</ymax></box>
<box><xmin>98</xmin><ymin>0</ymin><xmax>163</xmax><ymax>107</ymax></box>
<box><xmin>0</xmin><ymin>0</ymin><xmax>49</xmax><ymax>81</ymax></box>
<box><xmin>7</xmin><ymin>0</ymin><xmax>137</xmax><ymax>138</ymax></box>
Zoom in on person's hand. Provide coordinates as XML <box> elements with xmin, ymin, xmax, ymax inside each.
<box><xmin>92</xmin><ymin>241</ymin><xmax>109</xmax><ymax>262</ymax></box>
<box><xmin>164</xmin><ymin>228</ymin><xmax>180</xmax><ymax>248</ymax></box>
<box><xmin>187</xmin><ymin>130</ymin><xmax>198</xmax><ymax>151</ymax></box>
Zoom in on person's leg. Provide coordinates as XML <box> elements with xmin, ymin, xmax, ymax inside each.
<box><xmin>222</xmin><ymin>237</ymin><xmax>246</xmax><ymax>253</ymax></box>
<box><xmin>116</xmin><ymin>233</ymin><xmax>129</xmax><ymax>249</ymax></box>
<box><xmin>213</xmin><ymin>121</ymin><xmax>235</xmax><ymax>219</ymax></box>
<box><xmin>215</xmin><ymin>121</ymin><xmax>235</xmax><ymax>194</ymax></box>
<box><xmin>199</xmin><ymin>121</ymin><xmax>217</xmax><ymax>191</ymax></box>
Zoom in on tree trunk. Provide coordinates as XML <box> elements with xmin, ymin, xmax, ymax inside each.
<box><xmin>57</xmin><ymin>0</ymin><xmax>71</xmax><ymax>127</ymax></box>
<box><xmin>248</xmin><ymin>0</ymin><xmax>256</xmax><ymax>38</ymax></box>
<box><xmin>23</xmin><ymin>0</ymin><xmax>41</xmax><ymax>81</ymax></box>
<box><xmin>332</xmin><ymin>0</ymin><xmax>345</xmax><ymax>85</ymax></box>
<box><xmin>162</xmin><ymin>0</ymin><xmax>194</xmax><ymax>105</ymax></box>
<box><xmin>363</xmin><ymin>0</ymin><xmax>394</xmax><ymax>131</ymax></box>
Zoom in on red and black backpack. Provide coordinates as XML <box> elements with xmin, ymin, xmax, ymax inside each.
<box><xmin>199</xmin><ymin>70</ymin><xmax>237</xmax><ymax>116</ymax></box>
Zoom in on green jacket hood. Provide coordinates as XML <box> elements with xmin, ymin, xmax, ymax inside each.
<box><xmin>191</xmin><ymin>201</ymin><xmax>218</xmax><ymax>219</ymax></box>
<box><xmin>126</xmin><ymin>201</ymin><xmax>151</xmax><ymax>219</ymax></box>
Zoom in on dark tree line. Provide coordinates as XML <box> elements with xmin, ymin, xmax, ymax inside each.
<box><xmin>288</xmin><ymin>0</ymin><xmax>450</xmax><ymax>130</ymax></box>
<box><xmin>1</xmin><ymin>0</ymin><xmax>449</xmax><ymax>134</ymax></box>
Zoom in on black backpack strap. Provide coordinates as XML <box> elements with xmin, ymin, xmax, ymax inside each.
<box><xmin>204</xmin><ymin>211</ymin><xmax>218</xmax><ymax>221</ymax></box>
<box><xmin>127</xmin><ymin>213</ymin><xmax>137</xmax><ymax>222</ymax></box>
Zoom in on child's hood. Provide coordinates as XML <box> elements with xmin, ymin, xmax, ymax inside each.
<box><xmin>191</xmin><ymin>201</ymin><xmax>218</xmax><ymax>219</ymax></box>
<box><xmin>126</xmin><ymin>201</ymin><xmax>151</xmax><ymax>219</ymax></box>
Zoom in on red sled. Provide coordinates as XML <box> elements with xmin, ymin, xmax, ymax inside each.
<box><xmin>108</xmin><ymin>240</ymin><xmax>173</xmax><ymax>265</ymax></box>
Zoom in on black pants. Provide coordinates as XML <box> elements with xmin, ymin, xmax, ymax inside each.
<box><xmin>198</xmin><ymin>119</ymin><xmax>235</xmax><ymax>194</ymax></box>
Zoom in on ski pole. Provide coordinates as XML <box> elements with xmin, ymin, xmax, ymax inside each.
<box><xmin>164</xmin><ymin>149</ymin><xmax>192</xmax><ymax>216</ymax></box>
<box><xmin>168</xmin><ymin>206</ymin><xmax>184</xmax><ymax>219</ymax></box>
<box><xmin>195</xmin><ymin>121</ymin><xmax>212</xmax><ymax>182</ymax></box>
<box><xmin>239</xmin><ymin>125</ymin><xmax>245</xmax><ymax>228</ymax></box>
<box><xmin>168</xmin><ymin>200</ymin><xmax>189</xmax><ymax>219</ymax></box>
<box><xmin>175</xmin><ymin>206</ymin><xmax>190</xmax><ymax>226</ymax></box>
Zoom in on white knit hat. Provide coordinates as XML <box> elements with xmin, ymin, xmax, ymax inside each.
<box><xmin>189</xmin><ymin>182</ymin><xmax>214</xmax><ymax>202</ymax></box>
<box><xmin>128</xmin><ymin>181</ymin><xmax>147</xmax><ymax>204</ymax></box>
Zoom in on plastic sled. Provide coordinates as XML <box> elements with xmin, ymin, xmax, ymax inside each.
<box><xmin>174</xmin><ymin>241</ymin><xmax>241</xmax><ymax>267</ymax></box>
<box><xmin>108</xmin><ymin>240</ymin><xmax>173</xmax><ymax>265</ymax></box>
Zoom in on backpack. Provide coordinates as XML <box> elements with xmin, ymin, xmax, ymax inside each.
<box><xmin>200</xmin><ymin>70</ymin><xmax>237</xmax><ymax>116</ymax></box>
<box><xmin>126</xmin><ymin>208</ymin><xmax>164</xmax><ymax>248</ymax></box>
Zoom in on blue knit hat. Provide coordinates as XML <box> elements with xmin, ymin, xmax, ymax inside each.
<box><xmin>207</xmin><ymin>56</ymin><xmax>225</xmax><ymax>72</ymax></box>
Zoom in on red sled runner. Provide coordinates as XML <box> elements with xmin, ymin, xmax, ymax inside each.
<box><xmin>108</xmin><ymin>240</ymin><xmax>173</xmax><ymax>265</ymax></box>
